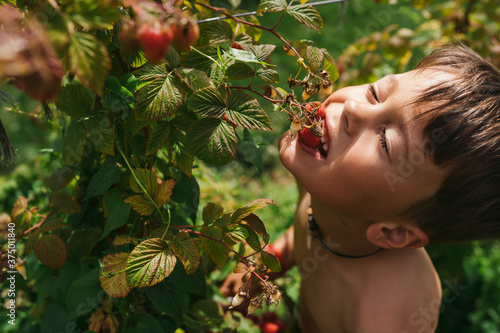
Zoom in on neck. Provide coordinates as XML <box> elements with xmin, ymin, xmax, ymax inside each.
<box><xmin>310</xmin><ymin>199</ymin><xmax>382</xmax><ymax>258</ymax></box>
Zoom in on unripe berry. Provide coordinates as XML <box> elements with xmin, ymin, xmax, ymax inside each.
<box><xmin>171</xmin><ymin>17</ymin><xmax>199</xmax><ymax>52</ymax></box>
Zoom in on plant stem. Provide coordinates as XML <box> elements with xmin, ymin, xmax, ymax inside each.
<box><xmin>170</xmin><ymin>225</ymin><xmax>270</xmax><ymax>286</ymax></box>
<box><xmin>197</xmin><ymin>2</ymin><xmax>306</xmax><ymax>68</ymax></box>
<box><xmin>228</xmin><ymin>85</ymin><xmax>284</xmax><ymax>104</ymax></box>
<box><xmin>115</xmin><ymin>143</ymin><xmax>166</xmax><ymax>225</ymax></box>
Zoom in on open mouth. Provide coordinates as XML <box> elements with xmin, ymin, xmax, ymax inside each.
<box><xmin>316</xmin><ymin>140</ymin><xmax>328</xmax><ymax>158</ymax></box>
<box><xmin>317</xmin><ymin>121</ymin><xmax>329</xmax><ymax>158</ymax></box>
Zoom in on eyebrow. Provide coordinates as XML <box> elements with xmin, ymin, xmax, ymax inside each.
<box><xmin>383</xmin><ymin>74</ymin><xmax>398</xmax><ymax>91</ymax></box>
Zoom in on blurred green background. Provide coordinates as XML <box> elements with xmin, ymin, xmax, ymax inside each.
<box><xmin>1</xmin><ymin>0</ymin><xmax>500</xmax><ymax>332</ymax></box>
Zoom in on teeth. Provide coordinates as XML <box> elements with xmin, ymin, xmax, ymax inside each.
<box><xmin>321</xmin><ymin>137</ymin><xmax>325</xmax><ymax>143</ymax></box>
<box><xmin>323</xmin><ymin>144</ymin><xmax>328</xmax><ymax>151</ymax></box>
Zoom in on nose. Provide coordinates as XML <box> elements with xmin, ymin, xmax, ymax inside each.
<box><xmin>343</xmin><ymin>100</ymin><xmax>374</xmax><ymax>136</ymax></box>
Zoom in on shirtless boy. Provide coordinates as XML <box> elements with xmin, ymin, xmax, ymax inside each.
<box><xmin>222</xmin><ymin>44</ymin><xmax>500</xmax><ymax>332</ymax></box>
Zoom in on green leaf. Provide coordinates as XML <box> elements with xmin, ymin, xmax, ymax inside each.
<box><xmin>102</xmin><ymin>76</ymin><xmax>135</xmax><ymax>111</ymax></box>
<box><xmin>146</xmin><ymin>120</ymin><xmax>170</xmax><ymax>155</ymax></box>
<box><xmin>175</xmin><ymin>67</ymin><xmax>214</xmax><ymax>91</ymax></box>
<box><xmin>121</xmin><ymin>49</ymin><xmax>147</xmax><ymax>68</ymax></box>
<box><xmin>66</xmin><ymin>0</ymin><xmax>120</xmax><ymax>29</ymax></box>
<box><xmin>135</xmin><ymin>74</ymin><xmax>184</xmax><ymax>120</ymax></box>
<box><xmin>226</xmin><ymin>63</ymin><xmax>255</xmax><ymax>81</ymax></box>
<box><xmin>198</xmin><ymin>20</ymin><xmax>234</xmax><ymax>46</ymax></box>
<box><xmin>99</xmin><ymin>252</ymin><xmax>131</xmax><ymax>298</ymax></box>
<box><xmin>188</xmin><ymin>300</ymin><xmax>224</xmax><ymax>327</ymax></box>
<box><xmin>231</xmin><ymin>199</ymin><xmax>277</xmax><ymax>223</ymax></box>
<box><xmin>165</xmin><ymin>47</ymin><xmax>180</xmax><ymax>69</ymax></box>
<box><xmin>256</xmin><ymin>68</ymin><xmax>279</xmax><ymax>83</ymax></box>
<box><xmin>242</xmin><ymin>226</ymin><xmax>261</xmax><ymax>252</ymax></box>
<box><xmin>287</xmin><ymin>4</ymin><xmax>324</xmax><ymax>33</ymax></box>
<box><xmin>306</xmin><ymin>46</ymin><xmax>324</xmax><ymax>73</ymax></box>
<box><xmin>244</xmin><ymin>44</ymin><xmax>276</xmax><ymax>62</ymax></box>
<box><xmin>200</xmin><ymin>226</ymin><xmax>229</xmax><ymax>269</ymax></box>
<box><xmin>39</xmin><ymin>217</ymin><xmax>66</xmax><ymax>233</ymax></box>
<box><xmin>171</xmin><ymin>231</ymin><xmax>200</xmax><ymax>274</ymax></box>
<box><xmin>260</xmin><ymin>251</ymin><xmax>281</xmax><ymax>273</ymax></box>
<box><xmin>56</xmin><ymin>82</ymin><xmax>93</xmax><ymax>118</ymax></box>
<box><xmin>119</xmin><ymin>73</ymin><xmax>139</xmax><ymax>93</ymax></box>
<box><xmin>49</xmin><ymin>192</ymin><xmax>82</xmax><ymax>213</ymax></box>
<box><xmin>144</xmin><ymin>281</ymin><xmax>187</xmax><ymax>320</ymax></box>
<box><xmin>226</xmin><ymin>90</ymin><xmax>272</xmax><ymax>131</ymax></box>
<box><xmin>166</xmin><ymin>124</ymin><xmax>195</xmax><ymax>177</ymax></box>
<box><xmin>126</xmin><ymin>238</ymin><xmax>177</xmax><ymax>287</ymax></box>
<box><xmin>47</xmin><ymin>169</ymin><xmax>75</xmax><ymax>192</ymax></box>
<box><xmin>100</xmin><ymin>188</ymin><xmax>130</xmax><ymax>240</ymax></box>
<box><xmin>61</xmin><ymin>121</ymin><xmax>88</xmax><ymax>166</ymax></box>
<box><xmin>202</xmin><ymin>202</ymin><xmax>225</xmax><ymax>225</ymax></box>
<box><xmin>324</xmin><ymin>57</ymin><xmax>340</xmax><ymax>83</ymax></box>
<box><xmin>84</xmin><ymin>156</ymin><xmax>121</xmax><ymax>200</ymax></box>
<box><xmin>34</xmin><ymin>234</ymin><xmax>67</xmax><ymax>269</ymax></box>
<box><xmin>180</xmin><ymin>46</ymin><xmax>219</xmax><ymax>73</ymax></box>
<box><xmin>238</xmin><ymin>129</ymin><xmax>263</xmax><ymax>174</ymax></box>
<box><xmin>187</xmin><ymin>118</ymin><xmax>238</xmax><ymax>166</ymax></box>
<box><xmin>226</xmin><ymin>48</ymin><xmax>261</xmax><ymax>64</ymax></box>
<box><xmin>240</xmin><ymin>213</ymin><xmax>267</xmax><ymax>235</ymax></box>
<box><xmin>223</xmin><ymin>225</ymin><xmax>249</xmax><ymax>245</ymax></box>
<box><xmin>257</xmin><ymin>0</ymin><xmax>288</xmax><ymax>13</ymax></box>
<box><xmin>69</xmin><ymin>31</ymin><xmax>111</xmax><ymax>93</ymax></box>
<box><xmin>186</xmin><ymin>87</ymin><xmax>226</xmax><ymax>118</ymax></box>
<box><xmin>86</xmin><ymin>114</ymin><xmax>115</xmax><ymax>155</ymax></box>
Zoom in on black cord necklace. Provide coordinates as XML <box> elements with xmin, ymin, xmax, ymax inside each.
<box><xmin>307</xmin><ymin>207</ymin><xmax>383</xmax><ymax>259</ymax></box>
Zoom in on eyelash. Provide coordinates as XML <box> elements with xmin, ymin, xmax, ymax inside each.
<box><xmin>379</xmin><ymin>127</ymin><xmax>389</xmax><ymax>154</ymax></box>
<box><xmin>368</xmin><ymin>84</ymin><xmax>380</xmax><ymax>103</ymax></box>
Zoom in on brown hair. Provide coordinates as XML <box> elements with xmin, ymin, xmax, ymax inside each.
<box><xmin>404</xmin><ymin>43</ymin><xmax>500</xmax><ymax>243</ymax></box>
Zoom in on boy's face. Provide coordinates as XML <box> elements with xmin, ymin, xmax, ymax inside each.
<box><xmin>279</xmin><ymin>70</ymin><xmax>449</xmax><ymax>222</ymax></box>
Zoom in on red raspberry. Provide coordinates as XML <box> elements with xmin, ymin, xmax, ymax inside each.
<box><xmin>316</xmin><ymin>105</ymin><xmax>326</xmax><ymax>119</ymax></box>
<box><xmin>139</xmin><ymin>24</ymin><xmax>173</xmax><ymax>63</ymax></box>
<box><xmin>231</xmin><ymin>42</ymin><xmax>243</xmax><ymax>50</ymax></box>
<box><xmin>299</xmin><ymin>128</ymin><xmax>321</xmax><ymax>148</ymax></box>
<box><xmin>262</xmin><ymin>322</ymin><xmax>280</xmax><ymax>333</ymax></box>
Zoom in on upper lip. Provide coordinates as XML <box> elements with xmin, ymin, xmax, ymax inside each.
<box><xmin>321</xmin><ymin>114</ymin><xmax>331</xmax><ymax>156</ymax></box>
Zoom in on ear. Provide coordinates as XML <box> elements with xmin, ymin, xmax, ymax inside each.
<box><xmin>366</xmin><ymin>222</ymin><xmax>429</xmax><ymax>249</ymax></box>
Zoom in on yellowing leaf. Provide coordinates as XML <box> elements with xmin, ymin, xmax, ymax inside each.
<box><xmin>99</xmin><ymin>253</ymin><xmax>131</xmax><ymax>298</ymax></box>
<box><xmin>124</xmin><ymin>195</ymin><xmax>155</xmax><ymax>216</ymax></box>
<box><xmin>171</xmin><ymin>231</ymin><xmax>200</xmax><ymax>274</ymax></box>
<box><xmin>11</xmin><ymin>196</ymin><xmax>27</xmax><ymax>219</ymax></box>
<box><xmin>88</xmin><ymin>308</ymin><xmax>105</xmax><ymax>332</ymax></box>
<box><xmin>126</xmin><ymin>238</ymin><xmax>177</xmax><ymax>287</ymax></box>
<box><xmin>156</xmin><ymin>179</ymin><xmax>175</xmax><ymax>207</ymax></box>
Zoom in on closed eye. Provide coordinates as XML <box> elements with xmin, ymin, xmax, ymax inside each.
<box><xmin>379</xmin><ymin>126</ymin><xmax>389</xmax><ymax>155</ymax></box>
<box><xmin>369</xmin><ymin>84</ymin><xmax>380</xmax><ymax>103</ymax></box>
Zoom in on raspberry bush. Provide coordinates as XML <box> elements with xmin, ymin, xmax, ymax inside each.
<box><xmin>0</xmin><ymin>0</ymin><xmax>337</xmax><ymax>331</ymax></box>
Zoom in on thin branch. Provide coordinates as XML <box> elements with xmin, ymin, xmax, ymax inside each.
<box><xmin>196</xmin><ymin>2</ymin><xmax>305</xmax><ymax>66</ymax></box>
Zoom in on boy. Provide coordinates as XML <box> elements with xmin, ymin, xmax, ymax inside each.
<box><xmin>221</xmin><ymin>44</ymin><xmax>500</xmax><ymax>332</ymax></box>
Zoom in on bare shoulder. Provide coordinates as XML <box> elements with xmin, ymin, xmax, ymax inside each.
<box><xmin>356</xmin><ymin>248</ymin><xmax>441</xmax><ymax>333</ymax></box>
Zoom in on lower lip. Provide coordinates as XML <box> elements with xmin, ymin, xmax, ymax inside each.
<box><xmin>297</xmin><ymin>138</ymin><xmax>325</xmax><ymax>160</ymax></box>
